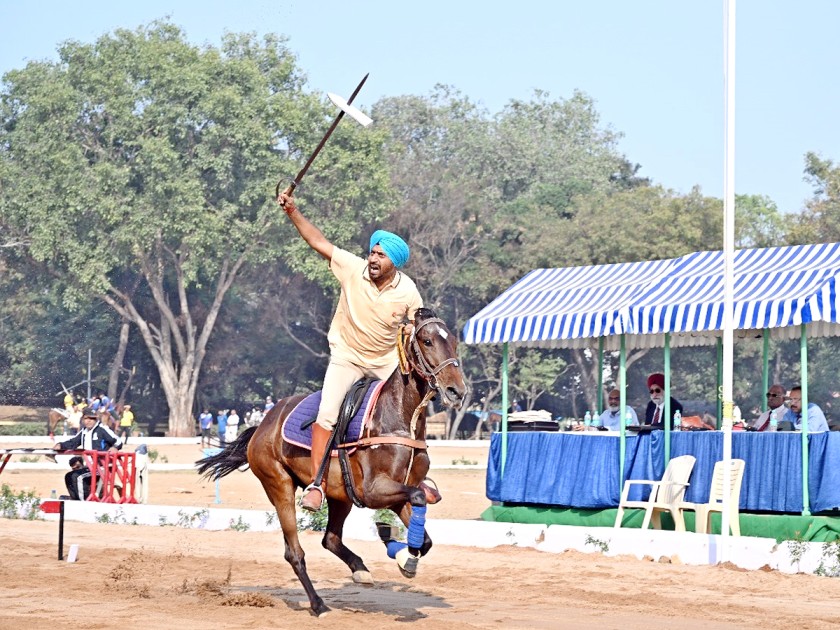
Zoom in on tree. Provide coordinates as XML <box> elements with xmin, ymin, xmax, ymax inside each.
<box><xmin>0</xmin><ymin>22</ymin><xmax>391</xmax><ymax>434</ymax></box>
<box><xmin>735</xmin><ymin>194</ymin><xmax>785</xmax><ymax>248</ymax></box>
<box><xmin>787</xmin><ymin>152</ymin><xmax>840</xmax><ymax>244</ymax></box>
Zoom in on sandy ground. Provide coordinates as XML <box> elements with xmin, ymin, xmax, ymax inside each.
<box><xmin>4</xmin><ymin>441</ymin><xmax>840</xmax><ymax>628</ymax></box>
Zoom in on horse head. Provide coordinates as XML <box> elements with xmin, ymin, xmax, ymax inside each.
<box><xmin>406</xmin><ymin>308</ymin><xmax>467</xmax><ymax>409</ymax></box>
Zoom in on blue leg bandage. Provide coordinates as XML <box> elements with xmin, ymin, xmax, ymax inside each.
<box><xmin>407</xmin><ymin>505</ymin><xmax>426</xmax><ymax>549</ymax></box>
<box><xmin>386</xmin><ymin>540</ymin><xmax>406</xmax><ymax>559</ymax></box>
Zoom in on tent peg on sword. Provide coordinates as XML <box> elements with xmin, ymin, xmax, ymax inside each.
<box><xmin>276</xmin><ymin>73</ymin><xmax>372</xmax><ymax>203</ymax></box>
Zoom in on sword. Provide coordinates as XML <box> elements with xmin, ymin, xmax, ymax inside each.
<box><xmin>276</xmin><ymin>73</ymin><xmax>371</xmax><ymax>200</ymax></box>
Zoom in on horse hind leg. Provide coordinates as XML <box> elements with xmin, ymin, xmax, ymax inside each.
<box><xmin>322</xmin><ymin>497</ymin><xmax>374</xmax><ymax>585</ymax></box>
<box><xmin>254</xmin><ymin>464</ymin><xmax>330</xmax><ymax>617</ymax></box>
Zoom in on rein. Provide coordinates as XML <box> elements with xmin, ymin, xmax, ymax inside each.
<box><xmin>339</xmin><ymin>317</ymin><xmax>459</xmax><ymax>484</ymax></box>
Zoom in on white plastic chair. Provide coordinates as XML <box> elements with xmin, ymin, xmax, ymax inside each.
<box><xmin>614</xmin><ymin>455</ymin><xmax>696</xmax><ymax>531</ymax></box>
<box><xmin>681</xmin><ymin>458</ymin><xmax>745</xmax><ymax>535</ymax></box>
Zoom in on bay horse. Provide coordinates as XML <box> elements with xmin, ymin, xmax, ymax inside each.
<box><xmin>197</xmin><ymin>308</ymin><xmax>466</xmax><ymax>616</ymax></box>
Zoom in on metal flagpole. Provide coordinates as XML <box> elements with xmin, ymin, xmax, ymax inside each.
<box><xmin>501</xmin><ymin>342</ymin><xmax>509</xmax><ymax>477</ymax></box>
<box><xmin>762</xmin><ymin>329</ymin><xmax>770</xmax><ymax>412</ymax></box>
<box><xmin>720</xmin><ymin>0</ymin><xmax>737</xmax><ymax>561</ymax></box>
<box><xmin>664</xmin><ymin>333</ymin><xmax>671</xmax><ymax>463</ymax></box>
<box><xmin>800</xmin><ymin>324</ymin><xmax>811</xmax><ymax>515</ymax></box>
<box><xmin>619</xmin><ymin>334</ymin><xmax>627</xmax><ymax>484</ymax></box>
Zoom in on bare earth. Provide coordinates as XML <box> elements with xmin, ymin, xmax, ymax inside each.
<box><xmin>3</xmin><ymin>442</ymin><xmax>840</xmax><ymax>628</ymax></box>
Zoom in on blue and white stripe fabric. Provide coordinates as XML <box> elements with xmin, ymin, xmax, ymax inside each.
<box><xmin>462</xmin><ymin>243</ymin><xmax>840</xmax><ymax>348</ymax></box>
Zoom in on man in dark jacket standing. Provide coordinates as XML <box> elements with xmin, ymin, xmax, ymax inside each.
<box><xmin>54</xmin><ymin>407</ymin><xmax>123</xmax><ymax>453</ymax></box>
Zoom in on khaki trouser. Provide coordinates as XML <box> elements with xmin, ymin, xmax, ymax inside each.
<box><xmin>316</xmin><ymin>356</ymin><xmax>396</xmax><ymax>430</ymax></box>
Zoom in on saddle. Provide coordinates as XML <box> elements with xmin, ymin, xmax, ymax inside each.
<box><xmin>282</xmin><ymin>378</ymin><xmax>380</xmax><ymax>452</ymax></box>
<box><xmin>300</xmin><ymin>377</ymin><xmax>374</xmax><ymax>437</ymax></box>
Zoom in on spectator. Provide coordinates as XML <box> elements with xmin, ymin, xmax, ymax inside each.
<box><xmin>199</xmin><ymin>409</ymin><xmax>214</xmax><ymax>448</ymax></box>
<box><xmin>644</xmin><ymin>373</ymin><xmax>683</xmax><ymax>430</ymax></box>
<box><xmin>216</xmin><ymin>409</ymin><xmax>228</xmax><ymax>447</ymax></box>
<box><xmin>62</xmin><ymin>455</ymin><xmax>92</xmax><ymax>501</ymax></box>
<box><xmin>226</xmin><ymin>409</ymin><xmax>240</xmax><ymax>443</ymax></box>
<box><xmin>264</xmin><ymin>396</ymin><xmax>275</xmax><ymax>413</ymax></box>
<box><xmin>54</xmin><ymin>407</ymin><xmax>122</xmax><ymax>500</ymax></box>
<box><xmin>598</xmin><ymin>389</ymin><xmax>639</xmax><ymax>431</ymax></box>
<box><xmin>781</xmin><ymin>386</ymin><xmax>829</xmax><ymax>432</ymax></box>
<box><xmin>119</xmin><ymin>405</ymin><xmax>134</xmax><ymax>443</ymax></box>
<box><xmin>63</xmin><ymin>391</ymin><xmax>75</xmax><ymax>412</ymax></box>
<box><xmin>750</xmin><ymin>384</ymin><xmax>787</xmax><ymax>431</ymax></box>
<box><xmin>251</xmin><ymin>407</ymin><xmax>263</xmax><ymax>426</ymax></box>
<box><xmin>53</xmin><ymin>407</ymin><xmax>122</xmax><ymax>453</ymax></box>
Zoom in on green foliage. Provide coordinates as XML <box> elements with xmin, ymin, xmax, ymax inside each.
<box><xmin>0</xmin><ymin>484</ymin><xmax>42</xmax><ymax>520</ymax></box>
<box><xmin>815</xmin><ymin>540</ymin><xmax>840</xmax><ymax>577</ymax></box>
<box><xmin>584</xmin><ymin>534</ymin><xmax>610</xmax><ymax>554</ymax></box>
<box><xmin>373</xmin><ymin>508</ymin><xmax>405</xmax><ymax>538</ymax></box>
<box><xmin>176</xmin><ymin>509</ymin><xmax>209</xmax><ymax>528</ymax></box>
<box><xmin>786</xmin><ymin>534</ymin><xmax>808</xmax><ymax>572</ymax></box>
<box><xmin>0</xmin><ymin>423</ymin><xmax>47</xmax><ymax>436</ymax></box>
<box><xmin>451</xmin><ymin>457</ymin><xmax>478</xmax><ymax>465</ymax></box>
<box><xmin>787</xmin><ymin>152</ymin><xmax>840</xmax><ymax>244</ymax></box>
<box><xmin>229</xmin><ymin>515</ymin><xmax>251</xmax><ymax>532</ymax></box>
<box><xmin>296</xmin><ymin>500</ymin><xmax>329</xmax><ymax>532</ymax></box>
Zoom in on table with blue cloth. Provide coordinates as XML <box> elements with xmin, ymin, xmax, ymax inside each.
<box><xmin>486</xmin><ymin>430</ymin><xmax>840</xmax><ymax>513</ymax></box>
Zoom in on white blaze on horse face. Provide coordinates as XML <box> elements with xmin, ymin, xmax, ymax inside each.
<box><xmin>438</xmin><ymin>329</ymin><xmax>449</xmax><ymax>340</ymax></box>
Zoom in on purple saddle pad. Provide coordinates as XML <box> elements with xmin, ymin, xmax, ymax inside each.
<box><xmin>281</xmin><ymin>381</ymin><xmax>383</xmax><ymax>452</ymax></box>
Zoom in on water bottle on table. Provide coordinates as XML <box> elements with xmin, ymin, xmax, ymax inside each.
<box><xmin>584</xmin><ymin>411</ymin><xmax>592</xmax><ymax>430</ymax></box>
<box><xmin>673</xmin><ymin>409</ymin><xmax>682</xmax><ymax>431</ymax></box>
<box><xmin>769</xmin><ymin>408</ymin><xmax>779</xmax><ymax>432</ymax></box>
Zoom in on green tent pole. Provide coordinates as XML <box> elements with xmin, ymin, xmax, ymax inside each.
<box><xmin>501</xmin><ymin>342</ymin><xmax>509</xmax><ymax>478</ymax></box>
<box><xmin>762</xmin><ymin>329</ymin><xmax>770</xmax><ymax>412</ymax></box>
<box><xmin>619</xmin><ymin>334</ymin><xmax>627</xmax><ymax>485</ymax></box>
<box><xmin>664</xmin><ymin>332</ymin><xmax>671</xmax><ymax>464</ymax></box>
<box><xmin>597</xmin><ymin>337</ymin><xmax>604</xmax><ymax>413</ymax></box>
<box><xmin>800</xmin><ymin>324</ymin><xmax>811</xmax><ymax>516</ymax></box>
<box><xmin>716</xmin><ymin>337</ymin><xmax>723</xmax><ymax>429</ymax></box>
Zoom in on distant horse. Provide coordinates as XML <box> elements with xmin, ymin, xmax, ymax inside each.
<box><xmin>47</xmin><ymin>409</ymin><xmax>68</xmax><ymax>438</ymax></box>
<box><xmin>197</xmin><ymin>308</ymin><xmax>466</xmax><ymax>616</ymax></box>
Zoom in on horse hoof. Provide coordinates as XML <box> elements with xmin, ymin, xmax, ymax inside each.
<box><xmin>396</xmin><ymin>547</ymin><xmax>419</xmax><ymax>579</ymax></box>
<box><xmin>352</xmin><ymin>570</ymin><xmax>374</xmax><ymax>585</ymax></box>
<box><xmin>312</xmin><ymin>604</ymin><xmax>331</xmax><ymax>617</ymax></box>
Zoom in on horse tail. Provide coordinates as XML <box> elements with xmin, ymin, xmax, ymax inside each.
<box><xmin>196</xmin><ymin>426</ymin><xmax>258</xmax><ymax>481</ymax></box>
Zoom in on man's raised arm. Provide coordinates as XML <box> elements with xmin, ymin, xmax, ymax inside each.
<box><xmin>278</xmin><ymin>191</ymin><xmax>334</xmax><ymax>261</ymax></box>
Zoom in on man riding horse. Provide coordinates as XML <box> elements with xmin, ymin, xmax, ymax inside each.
<box><xmin>278</xmin><ymin>190</ymin><xmax>435</xmax><ymax>512</ymax></box>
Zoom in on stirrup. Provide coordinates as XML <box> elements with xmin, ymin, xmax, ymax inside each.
<box><xmin>419</xmin><ymin>478</ymin><xmax>442</xmax><ymax>504</ymax></box>
<box><xmin>300</xmin><ymin>483</ymin><xmax>325</xmax><ymax>512</ymax></box>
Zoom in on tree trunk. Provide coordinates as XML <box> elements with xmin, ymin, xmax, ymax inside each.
<box><xmin>571</xmin><ymin>349</ymin><xmax>599</xmax><ymax>414</ymax></box>
<box><xmin>102</xmin><ymin>251</ymin><xmax>245</xmax><ymax>437</ymax></box>
<box><xmin>107</xmin><ymin>319</ymin><xmax>131</xmax><ymax>401</ymax></box>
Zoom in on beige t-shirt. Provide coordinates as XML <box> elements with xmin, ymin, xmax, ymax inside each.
<box><xmin>327</xmin><ymin>247</ymin><xmax>423</xmax><ymax>368</ymax></box>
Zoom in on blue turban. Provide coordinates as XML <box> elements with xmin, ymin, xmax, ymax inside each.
<box><xmin>369</xmin><ymin>230</ymin><xmax>410</xmax><ymax>268</ymax></box>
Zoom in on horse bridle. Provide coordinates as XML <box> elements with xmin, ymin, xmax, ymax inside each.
<box><xmin>407</xmin><ymin>317</ymin><xmax>461</xmax><ymax>391</ymax></box>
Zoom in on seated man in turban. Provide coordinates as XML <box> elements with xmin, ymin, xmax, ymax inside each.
<box><xmin>644</xmin><ymin>373</ymin><xmax>684</xmax><ymax>430</ymax></box>
<box><xmin>279</xmin><ymin>190</ymin><xmax>423</xmax><ymax>512</ymax></box>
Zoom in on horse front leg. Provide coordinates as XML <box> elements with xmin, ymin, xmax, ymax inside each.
<box><xmin>365</xmin><ymin>476</ymin><xmax>432</xmax><ymax>577</ymax></box>
<box><xmin>322</xmin><ymin>497</ymin><xmax>374</xmax><ymax>585</ymax></box>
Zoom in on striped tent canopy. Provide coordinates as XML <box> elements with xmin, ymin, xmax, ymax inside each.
<box><xmin>462</xmin><ymin>242</ymin><xmax>840</xmax><ymax>350</ymax></box>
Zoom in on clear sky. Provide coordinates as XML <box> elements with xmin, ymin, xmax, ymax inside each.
<box><xmin>1</xmin><ymin>1</ymin><xmax>837</xmax><ymax>215</ymax></box>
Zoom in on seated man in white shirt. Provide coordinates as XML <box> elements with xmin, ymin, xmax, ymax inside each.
<box><xmin>781</xmin><ymin>386</ymin><xmax>829</xmax><ymax>432</ymax></box>
<box><xmin>598</xmin><ymin>389</ymin><xmax>639</xmax><ymax>431</ymax></box>
<box><xmin>750</xmin><ymin>383</ymin><xmax>788</xmax><ymax>431</ymax></box>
